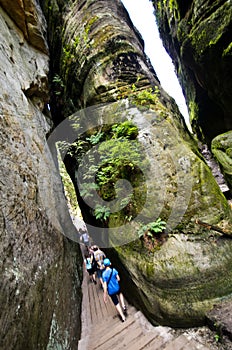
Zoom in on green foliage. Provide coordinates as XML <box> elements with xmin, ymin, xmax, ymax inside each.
<box><xmin>223</xmin><ymin>42</ymin><xmax>232</xmax><ymax>57</ymax></box>
<box><xmin>111</xmin><ymin>121</ymin><xmax>138</xmax><ymax>139</ymax></box>
<box><xmin>130</xmin><ymin>87</ymin><xmax>160</xmax><ymax>108</ymax></box>
<box><xmin>52</xmin><ymin>74</ymin><xmax>64</xmax><ymax>96</ymax></box>
<box><xmin>189</xmin><ymin>100</ymin><xmax>199</xmax><ymax>123</ymax></box>
<box><xmin>84</xmin><ymin>16</ymin><xmax>98</xmax><ymax>36</ymax></box>
<box><xmin>92</xmin><ymin>137</ymin><xmax>146</xmax><ymax>202</ymax></box>
<box><xmin>63</xmin><ymin>120</ymin><xmax>147</xmax><ymax>223</ymax></box>
<box><xmin>62</xmin><ymin>44</ymin><xmax>75</xmax><ymax>63</ymax></box>
<box><xmin>138</xmin><ymin>218</ymin><xmax>167</xmax><ymax>239</ymax></box>
<box><xmin>79</xmin><ymin>183</ymin><xmax>99</xmax><ymax>198</ymax></box>
<box><xmin>52</xmin><ymin>74</ymin><xmax>64</xmax><ymax>86</ymax></box>
<box><xmin>73</xmin><ymin>36</ymin><xmax>80</xmax><ymax>49</ymax></box>
<box><xmin>57</xmin><ymin>140</ymin><xmax>89</xmax><ymax>158</ymax></box>
<box><xmin>86</xmin><ymin>131</ymin><xmax>104</xmax><ymax>145</ymax></box>
<box><xmin>94</xmin><ymin>205</ymin><xmax>111</xmax><ymax>222</ymax></box>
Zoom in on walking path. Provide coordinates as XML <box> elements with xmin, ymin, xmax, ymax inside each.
<box><xmin>78</xmin><ymin>261</ymin><xmax>214</xmax><ymax>350</ymax></box>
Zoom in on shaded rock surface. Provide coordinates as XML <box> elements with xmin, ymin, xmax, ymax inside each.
<box><xmin>39</xmin><ymin>0</ymin><xmax>232</xmax><ymax>328</ymax></box>
<box><xmin>206</xmin><ymin>300</ymin><xmax>232</xmax><ymax>343</ymax></box>
<box><xmin>0</xmin><ymin>2</ymin><xmax>83</xmax><ymax>349</ymax></box>
<box><xmin>212</xmin><ymin>131</ymin><xmax>232</xmax><ymax>191</ymax></box>
<box><xmin>152</xmin><ymin>0</ymin><xmax>232</xmax><ymax>194</ymax></box>
<box><xmin>152</xmin><ymin>0</ymin><xmax>232</xmax><ymax>145</ymax></box>
<box><xmin>108</xmin><ymin>231</ymin><xmax>232</xmax><ymax>328</ymax></box>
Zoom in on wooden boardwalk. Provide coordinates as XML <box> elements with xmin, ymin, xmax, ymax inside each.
<box><xmin>78</xmin><ymin>261</ymin><xmax>213</xmax><ymax>350</ymax></box>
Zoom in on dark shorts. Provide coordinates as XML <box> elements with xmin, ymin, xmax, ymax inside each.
<box><xmin>96</xmin><ymin>268</ymin><xmax>104</xmax><ymax>279</ymax></box>
<box><xmin>91</xmin><ymin>262</ymin><xmax>98</xmax><ymax>272</ymax></box>
<box><xmin>109</xmin><ymin>290</ymin><xmax>121</xmax><ymax>305</ymax></box>
<box><xmin>87</xmin><ymin>268</ymin><xmax>94</xmax><ymax>275</ymax></box>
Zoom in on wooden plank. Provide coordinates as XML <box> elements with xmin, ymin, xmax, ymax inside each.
<box><xmin>126</xmin><ymin>332</ymin><xmax>158</xmax><ymax>350</ymax></box>
<box><xmin>97</xmin><ymin>322</ymin><xmax>142</xmax><ymax>350</ymax></box>
<box><xmin>117</xmin><ymin>326</ymin><xmax>144</xmax><ymax>350</ymax></box>
<box><xmin>79</xmin><ymin>268</ymin><xmax>92</xmax><ymax>348</ymax></box>
<box><xmin>91</xmin><ymin>318</ymin><xmax>135</xmax><ymax>350</ymax></box>
<box><xmin>144</xmin><ymin>335</ymin><xmax>171</xmax><ymax>350</ymax></box>
<box><xmin>88</xmin><ymin>281</ymin><xmax>98</xmax><ymax>324</ymax></box>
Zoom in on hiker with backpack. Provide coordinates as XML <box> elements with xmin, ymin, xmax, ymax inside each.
<box><xmin>89</xmin><ymin>245</ymin><xmax>98</xmax><ymax>275</ymax></box>
<box><xmin>84</xmin><ymin>252</ymin><xmax>97</xmax><ymax>284</ymax></box>
<box><xmin>102</xmin><ymin>258</ymin><xmax>127</xmax><ymax>322</ymax></box>
<box><xmin>92</xmin><ymin>245</ymin><xmax>106</xmax><ymax>289</ymax></box>
<box><xmin>80</xmin><ymin>230</ymin><xmax>90</xmax><ymax>249</ymax></box>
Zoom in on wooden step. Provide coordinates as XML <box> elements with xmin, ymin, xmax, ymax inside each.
<box><xmin>79</xmin><ymin>267</ymin><xmax>216</xmax><ymax>350</ymax></box>
<box><xmin>92</xmin><ymin>321</ymin><xmax>143</xmax><ymax>350</ymax></box>
<box><xmin>117</xmin><ymin>327</ymin><xmax>144</xmax><ymax>350</ymax></box>
<box><xmin>90</xmin><ymin>312</ymin><xmax>133</xmax><ymax>339</ymax></box>
<box><xmin>142</xmin><ymin>335</ymin><xmax>172</xmax><ymax>349</ymax></box>
<box><xmin>90</xmin><ymin>318</ymin><xmax>136</xmax><ymax>349</ymax></box>
<box><xmin>127</xmin><ymin>331</ymin><xmax>160</xmax><ymax>350</ymax></box>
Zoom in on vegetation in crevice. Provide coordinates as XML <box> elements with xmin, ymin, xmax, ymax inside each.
<box><xmin>57</xmin><ymin>120</ymin><xmax>148</xmax><ymax>229</ymax></box>
<box><xmin>137</xmin><ymin>218</ymin><xmax>167</xmax><ymax>252</ymax></box>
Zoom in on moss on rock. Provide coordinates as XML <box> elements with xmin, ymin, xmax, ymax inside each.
<box><xmin>212</xmin><ymin>131</ymin><xmax>232</xmax><ymax>190</ymax></box>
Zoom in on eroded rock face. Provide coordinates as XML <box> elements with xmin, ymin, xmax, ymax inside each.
<box><xmin>39</xmin><ymin>0</ymin><xmax>232</xmax><ymax>327</ymax></box>
<box><xmin>0</xmin><ymin>0</ymin><xmax>48</xmax><ymax>53</ymax></box>
<box><xmin>212</xmin><ymin>131</ymin><xmax>232</xmax><ymax>190</ymax></box>
<box><xmin>152</xmin><ymin>0</ymin><xmax>232</xmax><ymax>145</ymax></box>
<box><xmin>42</xmin><ymin>0</ymin><xmax>231</xmax><ymax>232</ymax></box>
<box><xmin>0</xmin><ymin>2</ymin><xmax>82</xmax><ymax>349</ymax></box>
<box><xmin>112</xmin><ymin>233</ymin><xmax>232</xmax><ymax>327</ymax></box>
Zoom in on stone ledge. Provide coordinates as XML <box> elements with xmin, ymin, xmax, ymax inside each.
<box><xmin>206</xmin><ymin>299</ymin><xmax>232</xmax><ymax>341</ymax></box>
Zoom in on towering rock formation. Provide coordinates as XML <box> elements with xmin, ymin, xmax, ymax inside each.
<box><xmin>152</xmin><ymin>0</ymin><xmax>232</xmax><ymax>191</ymax></box>
<box><xmin>40</xmin><ymin>0</ymin><xmax>232</xmax><ymax>327</ymax></box>
<box><xmin>0</xmin><ymin>1</ymin><xmax>83</xmax><ymax>349</ymax></box>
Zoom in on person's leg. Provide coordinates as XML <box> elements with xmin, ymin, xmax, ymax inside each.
<box><xmin>115</xmin><ymin>303</ymin><xmax>126</xmax><ymax>321</ymax></box>
<box><xmin>119</xmin><ymin>292</ymin><xmax>127</xmax><ymax>313</ymax></box>
<box><xmin>97</xmin><ymin>269</ymin><xmax>104</xmax><ymax>288</ymax></box>
<box><xmin>119</xmin><ymin>292</ymin><xmax>126</xmax><ymax>308</ymax></box>
<box><xmin>111</xmin><ymin>294</ymin><xmax>126</xmax><ymax>322</ymax></box>
<box><xmin>99</xmin><ymin>270</ymin><xmax>104</xmax><ymax>288</ymax></box>
<box><xmin>87</xmin><ymin>270</ymin><xmax>93</xmax><ymax>283</ymax></box>
<box><xmin>90</xmin><ymin>269</ymin><xmax>97</xmax><ymax>284</ymax></box>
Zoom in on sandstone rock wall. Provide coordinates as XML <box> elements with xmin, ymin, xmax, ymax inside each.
<box><xmin>0</xmin><ymin>2</ymin><xmax>83</xmax><ymax>349</ymax></box>
<box><xmin>38</xmin><ymin>0</ymin><xmax>232</xmax><ymax>327</ymax></box>
<box><xmin>152</xmin><ymin>0</ymin><xmax>232</xmax><ymax>145</ymax></box>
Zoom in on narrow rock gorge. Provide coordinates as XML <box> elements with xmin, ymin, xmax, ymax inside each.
<box><xmin>0</xmin><ymin>0</ymin><xmax>232</xmax><ymax>348</ymax></box>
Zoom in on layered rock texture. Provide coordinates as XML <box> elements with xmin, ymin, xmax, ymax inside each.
<box><xmin>1</xmin><ymin>0</ymin><xmax>232</xmax><ymax>347</ymax></box>
<box><xmin>0</xmin><ymin>1</ymin><xmax>83</xmax><ymax>349</ymax></box>
<box><xmin>38</xmin><ymin>0</ymin><xmax>232</xmax><ymax>328</ymax></box>
<box><xmin>152</xmin><ymin>0</ymin><xmax>232</xmax><ymax>192</ymax></box>
<box><xmin>212</xmin><ymin>131</ymin><xmax>232</xmax><ymax>190</ymax></box>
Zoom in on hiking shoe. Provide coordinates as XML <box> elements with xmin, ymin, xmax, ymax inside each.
<box><xmin>123</xmin><ymin>306</ymin><xmax>128</xmax><ymax>316</ymax></box>
<box><xmin>118</xmin><ymin>315</ymin><xmax>126</xmax><ymax>322</ymax></box>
